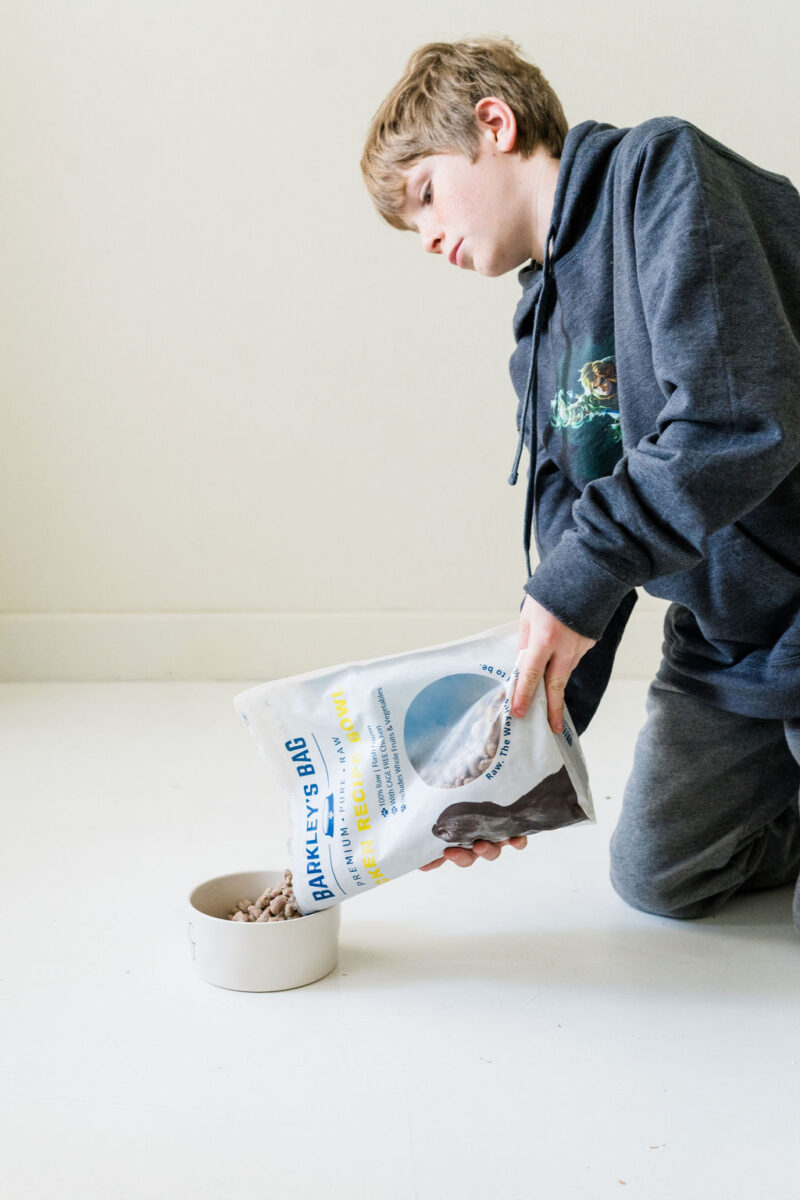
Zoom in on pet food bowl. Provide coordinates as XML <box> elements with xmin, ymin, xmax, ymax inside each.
<box><xmin>187</xmin><ymin>869</ymin><xmax>341</xmax><ymax>991</ymax></box>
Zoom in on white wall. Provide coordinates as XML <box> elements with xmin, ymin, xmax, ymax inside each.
<box><xmin>1</xmin><ymin>0</ymin><xmax>797</xmax><ymax>680</ymax></box>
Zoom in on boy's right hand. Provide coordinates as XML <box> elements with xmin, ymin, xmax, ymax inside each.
<box><xmin>419</xmin><ymin>836</ymin><xmax>528</xmax><ymax>870</ymax></box>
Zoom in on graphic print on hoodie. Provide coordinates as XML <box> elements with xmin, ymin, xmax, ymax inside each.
<box><xmin>548</xmin><ymin>335</ymin><xmax>621</xmax><ymax>489</ymax></box>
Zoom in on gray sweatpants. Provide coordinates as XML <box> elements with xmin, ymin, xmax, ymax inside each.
<box><xmin>608</xmin><ymin>677</ymin><xmax>800</xmax><ymax>932</ymax></box>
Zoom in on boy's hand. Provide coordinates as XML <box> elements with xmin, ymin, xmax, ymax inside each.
<box><xmin>419</xmin><ymin>837</ymin><xmax>528</xmax><ymax>871</ymax></box>
<box><xmin>515</xmin><ymin>594</ymin><xmax>596</xmax><ymax>732</ymax></box>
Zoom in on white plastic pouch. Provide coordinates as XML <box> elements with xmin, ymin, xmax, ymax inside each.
<box><xmin>234</xmin><ymin>620</ymin><xmax>594</xmax><ymax>914</ymax></box>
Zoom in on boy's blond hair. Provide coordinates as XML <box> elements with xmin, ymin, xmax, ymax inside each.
<box><xmin>360</xmin><ymin>35</ymin><xmax>568</xmax><ymax>232</ymax></box>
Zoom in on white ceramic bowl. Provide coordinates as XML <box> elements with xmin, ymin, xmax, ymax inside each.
<box><xmin>187</xmin><ymin>869</ymin><xmax>341</xmax><ymax>991</ymax></box>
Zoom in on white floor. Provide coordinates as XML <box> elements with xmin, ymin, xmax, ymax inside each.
<box><xmin>2</xmin><ymin>679</ymin><xmax>799</xmax><ymax>1200</ymax></box>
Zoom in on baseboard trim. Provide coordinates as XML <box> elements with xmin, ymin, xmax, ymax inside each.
<box><xmin>0</xmin><ymin>605</ymin><xmax>668</xmax><ymax>682</ymax></box>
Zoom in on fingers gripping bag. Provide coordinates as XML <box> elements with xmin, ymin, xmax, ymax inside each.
<box><xmin>233</xmin><ymin>621</ymin><xmax>594</xmax><ymax>915</ymax></box>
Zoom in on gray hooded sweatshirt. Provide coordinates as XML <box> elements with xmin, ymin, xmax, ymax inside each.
<box><xmin>507</xmin><ymin>117</ymin><xmax>800</xmax><ymax>733</ymax></box>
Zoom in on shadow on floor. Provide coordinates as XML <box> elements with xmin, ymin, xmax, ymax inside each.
<box><xmin>330</xmin><ymin>885</ymin><xmax>799</xmax><ymax>998</ymax></box>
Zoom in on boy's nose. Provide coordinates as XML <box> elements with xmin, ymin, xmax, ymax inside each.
<box><xmin>424</xmin><ymin>230</ymin><xmax>444</xmax><ymax>254</ymax></box>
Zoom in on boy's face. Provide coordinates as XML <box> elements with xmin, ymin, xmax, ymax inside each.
<box><xmin>399</xmin><ymin>133</ymin><xmax>539</xmax><ymax>277</ymax></box>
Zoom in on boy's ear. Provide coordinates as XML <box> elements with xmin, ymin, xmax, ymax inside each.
<box><xmin>474</xmin><ymin>96</ymin><xmax>518</xmax><ymax>152</ymax></box>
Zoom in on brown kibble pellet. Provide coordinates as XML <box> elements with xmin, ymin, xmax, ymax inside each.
<box><xmin>231</xmin><ymin>911</ymin><xmax>248</xmax><ymax>922</ymax></box>
<box><xmin>237</xmin><ymin>899</ymin><xmax>250</xmax><ymax>912</ymax></box>
<box><xmin>269</xmin><ymin>894</ymin><xmax>286</xmax><ymax>915</ymax></box>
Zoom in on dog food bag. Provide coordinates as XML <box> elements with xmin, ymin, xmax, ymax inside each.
<box><xmin>233</xmin><ymin>621</ymin><xmax>593</xmax><ymax>914</ymax></box>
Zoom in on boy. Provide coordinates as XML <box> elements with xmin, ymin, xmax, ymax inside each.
<box><xmin>360</xmin><ymin>36</ymin><xmax>800</xmax><ymax>929</ymax></box>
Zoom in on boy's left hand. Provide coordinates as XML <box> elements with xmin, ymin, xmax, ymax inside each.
<box><xmin>515</xmin><ymin>594</ymin><xmax>596</xmax><ymax>732</ymax></box>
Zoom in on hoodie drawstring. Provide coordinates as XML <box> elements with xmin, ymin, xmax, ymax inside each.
<box><xmin>507</xmin><ymin>219</ymin><xmax>558</xmax><ymax>579</ymax></box>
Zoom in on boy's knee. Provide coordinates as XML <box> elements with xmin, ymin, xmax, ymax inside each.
<box><xmin>608</xmin><ymin>835</ymin><xmax>723</xmax><ymax>921</ymax></box>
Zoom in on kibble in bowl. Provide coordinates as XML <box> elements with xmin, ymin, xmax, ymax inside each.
<box><xmin>187</xmin><ymin>868</ymin><xmax>340</xmax><ymax>992</ymax></box>
<box><xmin>227</xmin><ymin>868</ymin><xmax>303</xmax><ymax>922</ymax></box>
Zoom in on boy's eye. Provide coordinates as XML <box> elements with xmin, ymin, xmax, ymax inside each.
<box><xmin>423</xmin><ymin>186</ymin><xmax>432</xmax><ymax>205</ymax></box>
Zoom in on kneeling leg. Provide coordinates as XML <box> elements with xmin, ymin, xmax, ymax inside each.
<box><xmin>609</xmin><ymin>680</ymin><xmax>800</xmax><ymax>921</ymax></box>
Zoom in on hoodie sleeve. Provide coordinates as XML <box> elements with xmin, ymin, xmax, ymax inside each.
<box><xmin>528</xmin><ymin>452</ymin><xmax>638</xmax><ymax>734</ymax></box>
<box><xmin>524</xmin><ymin>125</ymin><xmax>800</xmax><ymax>641</ymax></box>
